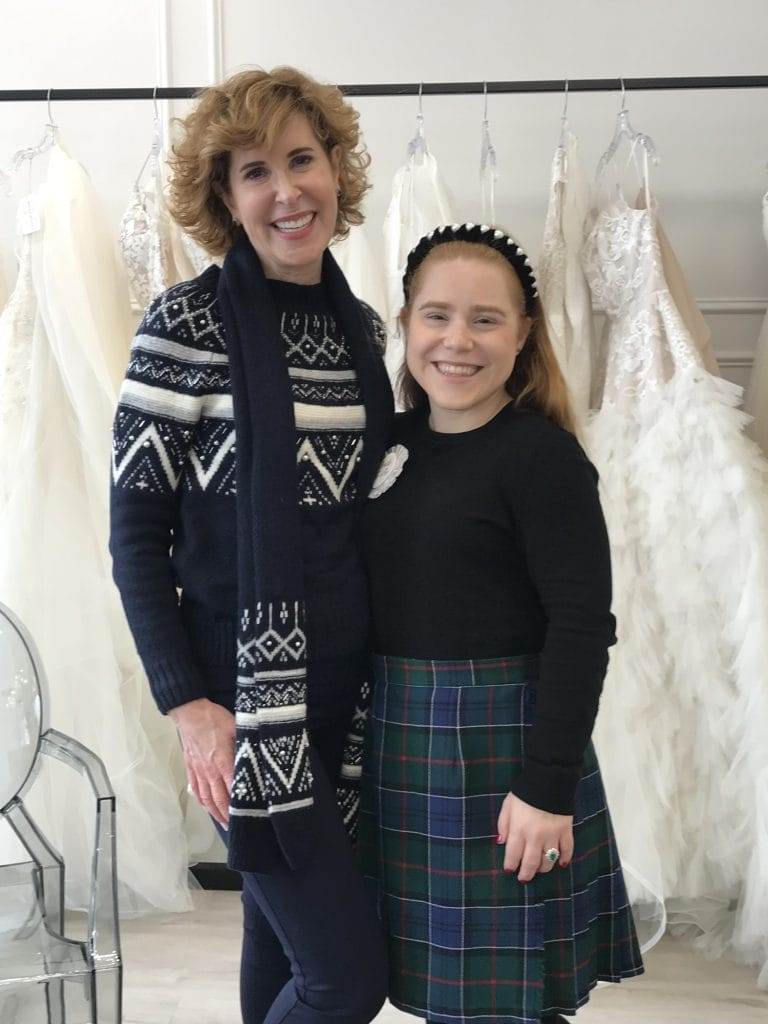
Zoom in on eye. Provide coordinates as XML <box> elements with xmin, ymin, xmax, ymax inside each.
<box><xmin>244</xmin><ymin>166</ymin><xmax>268</xmax><ymax>181</ymax></box>
<box><xmin>424</xmin><ymin>311</ymin><xmax>447</xmax><ymax>321</ymax></box>
<box><xmin>292</xmin><ymin>153</ymin><xmax>314</xmax><ymax>169</ymax></box>
<box><xmin>475</xmin><ymin>316</ymin><xmax>499</xmax><ymax>325</ymax></box>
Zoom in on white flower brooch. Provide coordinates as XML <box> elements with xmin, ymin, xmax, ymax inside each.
<box><xmin>369</xmin><ymin>444</ymin><xmax>409</xmax><ymax>499</ymax></box>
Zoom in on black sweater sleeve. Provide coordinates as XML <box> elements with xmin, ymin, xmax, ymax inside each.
<box><xmin>109</xmin><ymin>302</ymin><xmax>209</xmax><ymax>715</ymax></box>
<box><xmin>501</xmin><ymin>426</ymin><xmax>616</xmax><ymax>815</ymax></box>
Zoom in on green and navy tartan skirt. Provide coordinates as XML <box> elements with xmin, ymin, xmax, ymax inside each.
<box><xmin>359</xmin><ymin>654</ymin><xmax>643</xmax><ymax>1024</ymax></box>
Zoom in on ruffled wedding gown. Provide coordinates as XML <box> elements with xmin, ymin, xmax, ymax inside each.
<box><xmin>0</xmin><ymin>139</ymin><xmax>195</xmax><ymax>914</ymax></box>
<box><xmin>383</xmin><ymin>145</ymin><xmax>455</xmax><ymax>393</ymax></box>
<box><xmin>745</xmin><ymin>191</ymin><xmax>768</xmax><ymax>454</ymax></box>
<box><xmin>583</xmin><ymin>163</ymin><xmax>768</xmax><ymax>985</ymax></box>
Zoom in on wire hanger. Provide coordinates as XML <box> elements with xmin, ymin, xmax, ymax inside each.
<box><xmin>407</xmin><ymin>82</ymin><xmax>429</xmax><ymax>161</ymax></box>
<box><xmin>133</xmin><ymin>86</ymin><xmax>164</xmax><ymax>187</ymax></box>
<box><xmin>480</xmin><ymin>82</ymin><xmax>498</xmax><ymax>223</ymax></box>
<box><xmin>9</xmin><ymin>87</ymin><xmax>58</xmax><ymax>185</ymax></box>
<box><xmin>595</xmin><ymin>78</ymin><xmax>659</xmax><ymax>182</ymax></box>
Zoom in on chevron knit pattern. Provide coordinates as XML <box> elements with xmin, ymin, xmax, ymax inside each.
<box><xmin>111</xmin><ymin>265</ymin><xmax>389</xmax><ymax>863</ymax></box>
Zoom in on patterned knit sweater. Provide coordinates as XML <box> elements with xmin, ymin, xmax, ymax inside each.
<box><xmin>110</xmin><ymin>265</ymin><xmax>386</xmax><ymax>717</ymax></box>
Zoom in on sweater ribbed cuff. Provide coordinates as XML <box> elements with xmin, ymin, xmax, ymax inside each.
<box><xmin>147</xmin><ymin>652</ymin><xmax>210</xmax><ymax>715</ymax></box>
<box><xmin>508</xmin><ymin>758</ymin><xmax>582</xmax><ymax>817</ymax></box>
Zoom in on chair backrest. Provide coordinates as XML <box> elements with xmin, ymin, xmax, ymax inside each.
<box><xmin>0</xmin><ymin>601</ymin><xmax>49</xmax><ymax>813</ymax></box>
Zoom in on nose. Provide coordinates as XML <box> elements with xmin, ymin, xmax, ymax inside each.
<box><xmin>443</xmin><ymin>320</ymin><xmax>474</xmax><ymax>352</ymax></box>
<box><xmin>273</xmin><ymin>171</ymin><xmax>301</xmax><ymax>205</ymax></box>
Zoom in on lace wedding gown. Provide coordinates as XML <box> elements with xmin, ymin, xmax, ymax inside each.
<box><xmin>583</xmin><ymin>163</ymin><xmax>768</xmax><ymax>985</ymax></box>
<box><xmin>383</xmin><ymin>145</ymin><xmax>455</xmax><ymax>392</ymax></box>
<box><xmin>745</xmin><ymin>191</ymin><xmax>768</xmax><ymax>454</ymax></box>
<box><xmin>0</xmin><ymin>139</ymin><xmax>194</xmax><ymax>914</ymax></box>
<box><xmin>119</xmin><ymin>137</ymin><xmax>214</xmax><ymax>313</ymax></box>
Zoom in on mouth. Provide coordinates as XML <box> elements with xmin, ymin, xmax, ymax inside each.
<box><xmin>271</xmin><ymin>212</ymin><xmax>316</xmax><ymax>236</ymax></box>
<box><xmin>433</xmin><ymin>361</ymin><xmax>482</xmax><ymax>378</ymax></box>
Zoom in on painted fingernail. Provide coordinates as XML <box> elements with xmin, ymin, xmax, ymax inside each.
<box><xmin>503</xmin><ymin>868</ymin><xmax>513</xmax><ymax>874</ymax></box>
<box><xmin>496</xmin><ymin>835</ymin><xmax>505</xmax><ymax>845</ymax></box>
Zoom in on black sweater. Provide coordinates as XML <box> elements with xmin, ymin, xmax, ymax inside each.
<box><xmin>110</xmin><ymin>268</ymin><xmax>385</xmax><ymax>720</ymax></box>
<box><xmin>362</xmin><ymin>403</ymin><xmax>616</xmax><ymax>815</ymax></box>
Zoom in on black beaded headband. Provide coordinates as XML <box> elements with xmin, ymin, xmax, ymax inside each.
<box><xmin>402</xmin><ymin>222</ymin><xmax>539</xmax><ymax>314</ymax></box>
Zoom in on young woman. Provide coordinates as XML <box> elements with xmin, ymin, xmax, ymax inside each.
<box><xmin>360</xmin><ymin>223</ymin><xmax>643</xmax><ymax>1024</ymax></box>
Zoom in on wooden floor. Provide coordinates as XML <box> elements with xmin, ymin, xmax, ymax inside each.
<box><xmin>119</xmin><ymin>890</ymin><xmax>767</xmax><ymax>1024</ymax></box>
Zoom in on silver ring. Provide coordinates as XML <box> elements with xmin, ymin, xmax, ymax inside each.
<box><xmin>544</xmin><ymin>847</ymin><xmax>560</xmax><ymax>864</ymax></box>
<box><xmin>186</xmin><ymin>783</ymin><xmax>194</xmax><ymax>795</ymax></box>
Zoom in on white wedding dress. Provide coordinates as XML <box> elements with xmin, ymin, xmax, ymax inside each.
<box><xmin>0</xmin><ymin>139</ymin><xmax>195</xmax><ymax>914</ymax></box>
<box><xmin>330</xmin><ymin>223</ymin><xmax>388</xmax><ymax>322</ymax></box>
<box><xmin>583</xmin><ymin>159</ymin><xmax>768</xmax><ymax>985</ymax></box>
<box><xmin>119</xmin><ymin>136</ymin><xmax>215</xmax><ymax>314</ymax></box>
<box><xmin>538</xmin><ymin>128</ymin><xmax>595</xmax><ymax>434</ymax></box>
<box><xmin>383</xmin><ymin>143</ymin><xmax>455</xmax><ymax>393</ymax></box>
<box><xmin>745</xmin><ymin>191</ymin><xmax>768</xmax><ymax>454</ymax></box>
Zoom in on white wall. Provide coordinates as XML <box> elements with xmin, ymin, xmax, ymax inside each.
<box><xmin>1</xmin><ymin>0</ymin><xmax>767</xmax><ymax>386</ymax></box>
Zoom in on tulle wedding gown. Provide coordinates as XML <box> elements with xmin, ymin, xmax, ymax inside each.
<box><xmin>583</xmin><ymin>156</ymin><xmax>768</xmax><ymax>985</ymax></box>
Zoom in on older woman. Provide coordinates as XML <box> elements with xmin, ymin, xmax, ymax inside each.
<box><xmin>110</xmin><ymin>67</ymin><xmax>392</xmax><ymax>1024</ymax></box>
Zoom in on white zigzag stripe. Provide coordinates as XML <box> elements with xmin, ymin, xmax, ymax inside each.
<box><xmin>233</xmin><ymin>737</ymin><xmax>267</xmax><ymax>798</ymax></box>
<box><xmin>112</xmin><ymin>424</ymin><xmax>179</xmax><ymax>489</ymax></box>
<box><xmin>188</xmin><ymin>430</ymin><xmax>235</xmax><ymax>488</ymax></box>
<box><xmin>259</xmin><ymin>732</ymin><xmax>310</xmax><ymax>793</ymax></box>
<box><xmin>296</xmin><ymin>437</ymin><xmax>363</xmax><ymax>502</ymax></box>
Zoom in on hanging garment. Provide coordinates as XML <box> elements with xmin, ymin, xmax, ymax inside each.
<box><xmin>118</xmin><ymin>139</ymin><xmax>221</xmax><ymax>862</ymax></box>
<box><xmin>538</xmin><ymin>129</ymin><xmax>595</xmax><ymax>431</ymax></box>
<box><xmin>745</xmin><ymin>191</ymin><xmax>768</xmax><ymax>453</ymax></box>
<box><xmin>0</xmin><ymin>139</ymin><xmax>195</xmax><ymax>915</ymax></box>
<box><xmin>330</xmin><ymin>223</ymin><xmax>388</xmax><ymax>321</ymax></box>
<box><xmin>582</xmin><ymin>163</ymin><xmax>768</xmax><ymax>986</ymax></box>
<box><xmin>119</xmin><ymin>142</ymin><xmax>215</xmax><ymax>314</ymax></box>
<box><xmin>383</xmin><ymin>148</ymin><xmax>455</xmax><ymax>391</ymax></box>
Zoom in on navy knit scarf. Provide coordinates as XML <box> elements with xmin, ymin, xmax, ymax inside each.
<box><xmin>217</xmin><ymin>232</ymin><xmax>392</xmax><ymax>873</ymax></box>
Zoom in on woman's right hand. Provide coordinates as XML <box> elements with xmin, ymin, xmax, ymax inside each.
<box><xmin>168</xmin><ymin>698</ymin><xmax>236</xmax><ymax>828</ymax></box>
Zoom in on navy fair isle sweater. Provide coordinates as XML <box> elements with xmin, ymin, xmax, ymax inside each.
<box><xmin>110</xmin><ymin>265</ymin><xmax>386</xmax><ymax>717</ymax></box>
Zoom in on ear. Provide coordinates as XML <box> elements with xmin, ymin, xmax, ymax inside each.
<box><xmin>329</xmin><ymin>144</ymin><xmax>342</xmax><ymax>186</ymax></box>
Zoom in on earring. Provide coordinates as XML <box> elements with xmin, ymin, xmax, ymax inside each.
<box><xmin>336</xmin><ymin>188</ymin><xmax>342</xmax><ymax>199</ymax></box>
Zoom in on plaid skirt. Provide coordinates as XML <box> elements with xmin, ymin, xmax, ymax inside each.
<box><xmin>359</xmin><ymin>655</ymin><xmax>643</xmax><ymax>1024</ymax></box>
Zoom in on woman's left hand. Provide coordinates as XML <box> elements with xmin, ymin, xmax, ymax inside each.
<box><xmin>496</xmin><ymin>792</ymin><xmax>574</xmax><ymax>883</ymax></box>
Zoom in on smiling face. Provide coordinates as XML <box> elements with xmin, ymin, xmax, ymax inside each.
<box><xmin>223</xmin><ymin>112</ymin><xmax>341</xmax><ymax>284</ymax></box>
<box><xmin>403</xmin><ymin>255</ymin><xmax>532</xmax><ymax>433</ymax></box>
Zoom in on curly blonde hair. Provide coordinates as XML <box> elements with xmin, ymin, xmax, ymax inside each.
<box><xmin>167</xmin><ymin>66</ymin><xmax>371</xmax><ymax>256</ymax></box>
<box><xmin>398</xmin><ymin>241</ymin><xmax>575</xmax><ymax>434</ymax></box>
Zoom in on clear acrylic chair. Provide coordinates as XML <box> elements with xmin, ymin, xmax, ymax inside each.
<box><xmin>0</xmin><ymin>601</ymin><xmax>122</xmax><ymax>1023</ymax></box>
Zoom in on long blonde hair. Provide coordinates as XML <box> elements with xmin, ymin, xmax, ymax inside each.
<box><xmin>398</xmin><ymin>240</ymin><xmax>574</xmax><ymax>434</ymax></box>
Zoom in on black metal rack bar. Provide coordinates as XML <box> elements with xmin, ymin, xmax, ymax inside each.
<box><xmin>0</xmin><ymin>75</ymin><xmax>767</xmax><ymax>102</ymax></box>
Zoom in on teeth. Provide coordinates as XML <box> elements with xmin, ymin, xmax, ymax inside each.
<box><xmin>436</xmin><ymin>362</ymin><xmax>480</xmax><ymax>377</ymax></box>
<box><xmin>275</xmin><ymin>214</ymin><xmax>314</xmax><ymax>231</ymax></box>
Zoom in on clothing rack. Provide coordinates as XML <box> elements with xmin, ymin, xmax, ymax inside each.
<box><xmin>1</xmin><ymin>75</ymin><xmax>768</xmax><ymax>102</ymax></box>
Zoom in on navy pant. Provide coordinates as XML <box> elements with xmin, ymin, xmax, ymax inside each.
<box><xmin>214</xmin><ymin>719</ymin><xmax>388</xmax><ymax>1024</ymax></box>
